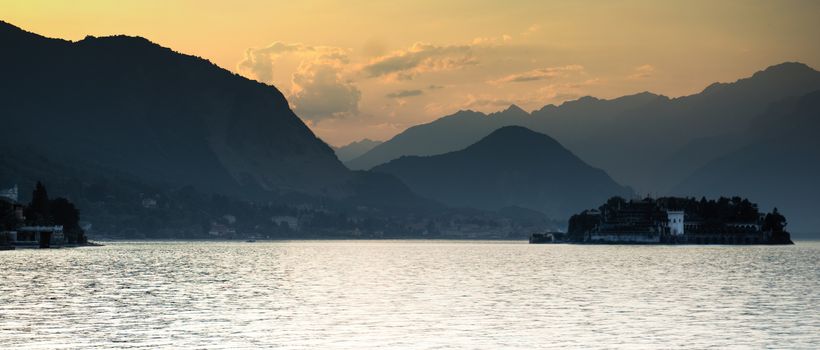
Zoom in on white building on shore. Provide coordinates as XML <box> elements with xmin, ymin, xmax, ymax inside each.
<box><xmin>0</xmin><ymin>185</ymin><xmax>18</xmax><ymax>203</ymax></box>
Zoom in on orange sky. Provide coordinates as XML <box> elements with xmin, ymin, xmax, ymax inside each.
<box><xmin>3</xmin><ymin>0</ymin><xmax>820</xmax><ymax>145</ymax></box>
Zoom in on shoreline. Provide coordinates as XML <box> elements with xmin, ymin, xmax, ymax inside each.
<box><xmin>1</xmin><ymin>241</ymin><xmax>105</xmax><ymax>250</ymax></box>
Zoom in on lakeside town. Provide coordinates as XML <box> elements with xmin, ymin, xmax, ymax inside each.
<box><xmin>4</xmin><ymin>181</ymin><xmax>795</xmax><ymax>248</ymax></box>
<box><xmin>1</xmin><ymin>183</ymin><xmax>88</xmax><ymax>249</ymax></box>
<box><xmin>1</xmin><ymin>181</ymin><xmax>560</xmax><ymax>248</ymax></box>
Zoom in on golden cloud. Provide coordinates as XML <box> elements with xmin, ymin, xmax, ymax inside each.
<box><xmin>489</xmin><ymin>64</ymin><xmax>585</xmax><ymax>84</ymax></box>
<box><xmin>362</xmin><ymin>42</ymin><xmax>479</xmax><ymax>81</ymax></box>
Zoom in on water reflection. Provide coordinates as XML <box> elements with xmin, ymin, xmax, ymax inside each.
<box><xmin>1</xmin><ymin>241</ymin><xmax>818</xmax><ymax>349</ymax></box>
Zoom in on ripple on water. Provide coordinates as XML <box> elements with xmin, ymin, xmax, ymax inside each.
<box><xmin>0</xmin><ymin>241</ymin><xmax>818</xmax><ymax>349</ymax></box>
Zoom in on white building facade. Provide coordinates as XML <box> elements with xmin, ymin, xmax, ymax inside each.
<box><xmin>667</xmin><ymin>210</ymin><xmax>685</xmax><ymax>236</ymax></box>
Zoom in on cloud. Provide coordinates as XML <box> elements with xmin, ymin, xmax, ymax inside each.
<box><xmin>238</xmin><ymin>41</ymin><xmax>361</xmax><ymax>122</ymax></box>
<box><xmin>362</xmin><ymin>42</ymin><xmax>478</xmax><ymax>81</ymax></box>
<box><xmin>471</xmin><ymin>34</ymin><xmax>513</xmax><ymax>45</ymax></box>
<box><xmin>489</xmin><ymin>64</ymin><xmax>585</xmax><ymax>84</ymax></box>
<box><xmin>386</xmin><ymin>89</ymin><xmax>424</xmax><ymax>98</ymax></box>
<box><xmin>290</xmin><ymin>60</ymin><xmax>361</xmax><ymax>122</ymax></box>
<box><xmin>238</xmin><ymin>41</ymin><xmax>350</xmax><ymax>84</ymax></box>
<box><xmin>521</xmin><ymin>24</ymin><xmax>540</xmax><ymax>36</ymax></box>
<box><xmin>628</xmin><ymin>64</ymin><xmax>655</xmax><ymax>79</ymax></box>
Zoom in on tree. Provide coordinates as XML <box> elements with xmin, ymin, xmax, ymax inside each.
<box><xmin>763</xmin><ymin>207</ymin><xmax>787</xmax><ymax>233</ymax></box>
<box><xmin>51</xmin><ymin>197</ymin><xmax>86</xmax><ymax>244</ymax></box>
<box><xmin>1</xmin><ymin>200</ymin><xmax>18</xmax><ymax>231</ymax></box>
<box><xmin>26</xmin><ymin>181</ymin><xmax>52</xmax><ymax>225</ymax></box>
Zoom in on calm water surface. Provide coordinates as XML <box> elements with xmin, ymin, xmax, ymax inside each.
<box><xmin>1</xmin><ymin>240</ymin><xmax>818</xmax><ymax>349</ymax></box>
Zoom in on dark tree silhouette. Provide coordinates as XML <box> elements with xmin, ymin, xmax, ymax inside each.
<box><xmin>51</xmin><ymin>197</ymin><xmax>86</xmax><ymax>244</ymax></box>
<box><xmin>26</xmin><ymin>181</ymin><xmax>52</xmax><ymax>225</ymax></box>
<box><xmin>763</xmin><ymin>207</ymin><xmax>787</xmax><ymax>233</ymax></box>
<box><xmin>1</xmin><ymin>200</ymin><xmax>18</xmax><ymax>231</ymax></box>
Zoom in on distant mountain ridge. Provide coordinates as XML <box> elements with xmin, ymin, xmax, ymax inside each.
<box><xmin>348</xmin><ymin>62</ymin><xmax>820</xmax><ymax>195</ymax></box>
<box><xmin>0</xmin><ymin>20</ymin><xmax>353</xmax><ymax>199</ymax></box>
<box><xmin>345</xmin><ymin>105</ymin><xmax>530</xmax><ymax>171</ymax></box>
<box><xmin>673</xmin><ymin>89</ymin><xmax>820</xmax><ymax>235</ymax></box>
<box><xmin>334</xmin><ymin>139</ymin><xmax>383</xmax><ymax>162</ymax></box>
<box><xmin>373</xmin><ymin>126</ymin><xmax>633</xmax><ymax>218</ymax></box>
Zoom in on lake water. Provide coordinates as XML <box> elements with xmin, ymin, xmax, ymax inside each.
<box><xmin>1</xmin><ymin>240</ymin><xmax>818</xmax><ymax>349</ymax></box>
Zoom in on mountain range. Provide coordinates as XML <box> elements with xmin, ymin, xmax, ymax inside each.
<box><xmin>347</xmin><ymin>63</ymin><xmax>820</xmax><ymax>195</ymax></box>
<box><xmin>0</xmin><ymin>20</ymin><xmax>416</xmax><ymax>205</ymax></box>
<box><xmin>373</xmin><ymin>126</ymin><xmax>633</xmax><ymax>218</ymax></box>
<box><xmin>673</xmin><ymin>89</ymin><xmax>820</xmax><ymax>235</ymax></box>
<box><xmin>2</xmin><ymin>19</ymin><xmax>818</xmax><ymax>237</ymax></box>
<box><xmin>346</xmin><ymin>62</ymin><xmax>820</xmax><ymax>235</ymax></box>
<box><xmin>0</xmin><ymin>20</ymin><xmax>562</xmax><ymax>238</ymax></box>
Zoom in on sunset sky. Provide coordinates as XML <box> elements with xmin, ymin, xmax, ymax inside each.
<box><xmin>4</xmin><ymin>0</ymin><xmax>820</xmax><ymax>145</ymax></box>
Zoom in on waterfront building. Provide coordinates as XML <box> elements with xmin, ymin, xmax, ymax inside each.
<box><xmin>9</xmin><ymin>226</ymin><xmax>65</xmax><ymax>248</ymax></box>
<box><xmin>0</xmin><ymin>185</ymin><xmax>18</xmax><ymax>203</ymax></box>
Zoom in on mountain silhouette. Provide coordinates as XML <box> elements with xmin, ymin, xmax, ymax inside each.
<box><xmin>348</xmin><ymin>63</ymin><xmax>820</xmax><ymax>194</ymax></box>
<box><xmin>345</xmin><ymin>105</ymin><xmax>531</xmax><ymax>170</ymax></box>
<box><xmin>372</xmin><ymin>126</ymin><xmax>633</xmax><ymax>218</ymax></box>
<box><xmin>0</xmin><ymin>20</ymin><xmax>357</xmax><ymax>199</ymax></box>
<box><xmin>334</xmin><ymin>139</ymin><xmax>383</xmax><ymax>162</ymax></box>
<box><xmin>673</xmin><ymin>89</ymin><xmax>820</xmax><ymax>235</ymax></box>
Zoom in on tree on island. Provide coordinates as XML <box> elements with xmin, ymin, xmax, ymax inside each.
<box><xmin>25</xmin><ymin>181</ymin><xmax>51</xmax><ymax>226</ymax></box>
<box><xmin>24</xmin><ymin>181</ymin><xmax>88</xmax><ymax>244</ymax></box>
<box><xmin>763</xmin><ymin>207</ymin><xmax>787</xmax><ymax>232</ymax></box>
<box><xmin>763</xmin><ymin>208</ymin><xmax>791</xmax><ymax>244</ymax></box>
<box><xmin>50</xmin><ymin>198</ymin><xmax>86</xmax><ymax>244</ymax></box>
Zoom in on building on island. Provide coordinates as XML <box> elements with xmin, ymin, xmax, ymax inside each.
<box><xmin>667</xmin><ymin>210</ymin><xmax>684</xmax><ymax>236</ymax></box>
<box><xmin>0</xmin><ymin>185</ymin><xmax>18</xmax><ymax>202</ymax></box>
<box><xmin>564</xmin><ymin>196</ymin><xmax>792</xmax><ymax>245</ymax></box>
<box><xmin>8</xmin><ymin>226</ymin><xmax>65</xmax><ymax>248</ymax></box>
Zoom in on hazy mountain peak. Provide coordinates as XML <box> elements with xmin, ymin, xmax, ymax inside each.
<box><xmin>454</xmin><ymin>108</ymin><xmax>481</xmax><ymax>115</ymax></box>
<box><xmin>334</xmin><ymin>138</ymin><xmax>384</xmax><ymax>162</ymax></box>
<box><xmin>340</xmin><ymin>138</ymin><xmax>381</xmax><ymax>147</ymax></box>
<box><xmin>557</xmin><ymin>92</ymin><xmax>661</xmax><ymax>108</ymax></box>
<box><xmin>479</xmin><ymin>125</ymin><xmax>544</xmax><ymax>141</ymax></box>
<box><xmin>576</xmin><ymin>95</ymin><xmax>600</xmax><ymax>102</ymax></box>
<box><xmin>756</xmin><ymin>62</ymin><xmax>816</xmax><ymax>77</ymax></box>
<box><xmin>372</xmin><ymin>125</ymin><xmax>632</xmax><ymax>218</ymax></box>
<box><xmin>486</xmin><ymin>104</ymin><xmax>530</xmax><ymax>120</ymax></box>
<box><xmin>467</xmin><ymin>126</ymin><xmax>562</xmax><ymax>153</ymax></box>
<box><xmin>701</xmin><ymin>61</ymin><xmax>819</xmax><ymax>95</ymax></box>
<box><xmin>535</xmin><ymin>104</ymin><xmax>559</xmax><ymax>112</ymax></box>
<box><xmin>558</xmin><ymin>95</ymin><xmax>600</xmax><ymax>107</ymax></box>
<box><xmin>503</xmin><ymin>104</ymin><xmax>528</xmax><ymax>115</ymax></box>
<box><xmin>628</xmin><ymin>91</ymin><xmax>662</xmax><ymax>99</ymax></box>
<box><xmin>437</xmin><ymin>109</ymin><xmax>488</xmax><ymax>122</ymax></box>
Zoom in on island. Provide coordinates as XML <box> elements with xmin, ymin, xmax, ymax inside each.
<box><xmin>1</xmin><ymin>182</ymin><xmax>89</xmax><ymax>249</ymax></box>
<box><xmin>531</xmin><ymin>196</ymin><xmax>793</xmax><ymax>245</ymax></box>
